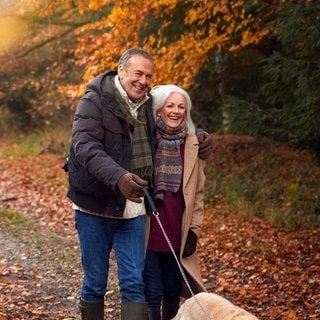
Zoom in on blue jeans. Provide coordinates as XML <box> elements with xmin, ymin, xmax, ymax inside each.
<box><xmin>75</xmin><ymin>210</ymin><xmax>146</xmax><ymax>303</ymax></box>
<box><xmin>143</xmin><ymin>250</ymin><xmax>181</xmax><ymax>308</ymax></box>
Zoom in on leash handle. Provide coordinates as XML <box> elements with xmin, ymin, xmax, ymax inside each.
<box><xmin>142</xmin><ymin>187</ymin><xmax>157</xmax><ymax>213</ymax></box>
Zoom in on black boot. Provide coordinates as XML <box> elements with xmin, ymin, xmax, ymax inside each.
<box><xmin>161</xmin><ymin>301</ymin><xmax>179</xmax><ymax>320</ymax></box>
<box><xmin>79</xmin><ymin>298</ymin><xmax>104</xmax><ymax>320</ymax></box>
<box><xmin>148</xmin><ymin>307</ymin><xmax>161</xmax><ymax>320</ymax></box>
<box><xmin>121</xmin><ymin>302</ymin><xmax>148</xmax><ymax>320</ymax></box>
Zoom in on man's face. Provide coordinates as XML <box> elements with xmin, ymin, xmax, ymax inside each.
<box><xmin>118</xmin><ymin>55</ymin><xmax>154</xmax><ymax>101</ymax></box>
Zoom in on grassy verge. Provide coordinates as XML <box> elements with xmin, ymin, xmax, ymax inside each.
<box><xmin>205</xmin><ymin>138</ymin><xmax>320</xmax><ymax>230</ymax></box>
<box><xmin>0</xmin><ymin>208</ymin><xmax>36</xmax><ymax>234</ymax></box>
<box><xmin>0</xmin><ymin>207</ymin><xmax>79</xmax><ymax>265</ymax></box>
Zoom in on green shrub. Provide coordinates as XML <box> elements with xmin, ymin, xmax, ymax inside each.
<box><xmin>205</xmin><ymin>141</ymin><xmax>320</xmax><ymax>229</ymax></box>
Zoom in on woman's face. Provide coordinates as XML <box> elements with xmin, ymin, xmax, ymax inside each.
<box><xmin>158</xmin><ymin>92</ymin><xmax>186</xmax><ymax>129</ymax></box>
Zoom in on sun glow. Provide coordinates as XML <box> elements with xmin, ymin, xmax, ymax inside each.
<box><xmin>0</xmin><ymin>0</ymin><xmax>24</xmax><ymax>52</ymax></box>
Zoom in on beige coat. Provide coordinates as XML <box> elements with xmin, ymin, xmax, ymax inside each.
<box><xmin>145</xmin><ymin>134</ymin><xmax>206</xmax><ymax>298</ymax></box>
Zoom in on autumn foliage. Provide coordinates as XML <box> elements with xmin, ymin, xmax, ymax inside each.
<box><xmin>14</xmin><ymin>0</ymin><xmax>272</xmax><ymax>96</ymax></box>
<box><xmin>1</xmin><ymin>0</ymin><xmax>319</xmax><ymax>152</ymax></box>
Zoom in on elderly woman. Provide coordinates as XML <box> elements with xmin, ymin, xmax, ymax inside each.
<box><xmin>144</xmin><ymin>84</ymin><xmax>206</xmax><ymax>320</ymax></box>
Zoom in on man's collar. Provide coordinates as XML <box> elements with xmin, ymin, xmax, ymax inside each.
<box><xmin>114</xmin><ymin>75</ymin><xmax>149</xmax><ymax>110</ymax></box>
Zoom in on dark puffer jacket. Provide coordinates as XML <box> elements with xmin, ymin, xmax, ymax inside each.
<box><xmin>67</xmin><ymin>70</ymin><xmax>156</xmax><ymax>217</ymax></box>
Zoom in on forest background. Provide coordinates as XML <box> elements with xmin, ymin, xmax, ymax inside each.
<box><xmin>1</xmin><ymin>0</ymin><xmax>320</xmax><ymax>150</ymax></box>
<box><xmin>0</xmin><ymin>0</ymin><xmax>319</xmax><ymax>319</ymax></box>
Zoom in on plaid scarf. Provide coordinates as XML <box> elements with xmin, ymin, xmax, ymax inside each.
<box><xmin>154</xmin><ymin>117</ymin><xmax>186</xmax><ymax>199</ymax></box>
<box><xmin>112</xmin><ymin>80</ymin><xmax>153</xmax><ymax>182</ymax></box>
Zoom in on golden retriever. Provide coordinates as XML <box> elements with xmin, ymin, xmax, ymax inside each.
<box><xmin>173</xmin><ymin>292</ymin><xmax>259</xmax><ymax>320</ymax></box>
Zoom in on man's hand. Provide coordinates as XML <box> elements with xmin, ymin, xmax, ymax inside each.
<box><xmin>197</xmin><ymin>131</ymin><xmax>213</xmax><ymax>160</ymax></box>
<box><xmin>117</xmin><ymin>173</ymin><xmax>148</xmax><ymax>203</ymax></box>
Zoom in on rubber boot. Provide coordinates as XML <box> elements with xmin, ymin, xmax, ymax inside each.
<box><xmin>121</xmin><ymin>302</ymin><xmax>148</xmax><ymax>320</ymax></box>
<box><xmin>148</xmin><ymin>307</ymin><xmax>161</xmax><ymax>320</ymax></box>
<box><xmin>161</xmin><ymin>301</ymin><xmax>179</xmax><ymax>320</ymax></box>
<box><xmin>79</xmin><ymin>298</ymin><xmax>104</xmax><ymax>320</ymax></box>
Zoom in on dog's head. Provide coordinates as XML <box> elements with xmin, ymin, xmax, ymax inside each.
<box><xmin>173</xmin><ymin>292</ymin><xmax>259</xmax><ymax>320</ymax></box>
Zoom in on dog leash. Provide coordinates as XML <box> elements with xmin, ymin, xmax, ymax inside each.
<box><xmin>142</xmin><ymin>187</ymin><xmax>213</xmax><ymax>320</ymax></box>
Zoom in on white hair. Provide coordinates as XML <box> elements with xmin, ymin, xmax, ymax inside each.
<box><xmin>150</xmin><ymin>84</ymin><xmax>196</xmax><ymax>134</ymax></box>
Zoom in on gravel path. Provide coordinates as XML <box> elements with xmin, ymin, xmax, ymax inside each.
<box><xmin>0</xmin><ymin>219</ymin><xmax>121</xmax><ymax>319</ymax></box>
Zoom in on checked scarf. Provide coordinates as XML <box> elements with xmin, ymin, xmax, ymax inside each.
<box><xmin>112</xmin><ymin>80</ymin><xmax>153</xmax><ymax>182</ymax></box>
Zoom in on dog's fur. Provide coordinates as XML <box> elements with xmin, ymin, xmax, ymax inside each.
<box><xmin>173</xmin><ymin>292</ymin><xmax>259</xmax><ymax>320</ymax></box>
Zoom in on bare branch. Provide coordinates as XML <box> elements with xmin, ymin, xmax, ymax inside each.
<box><xmin>15</xmin><ymin>26</ymin><xmax>75</xmax><ymax>58</ymax></box>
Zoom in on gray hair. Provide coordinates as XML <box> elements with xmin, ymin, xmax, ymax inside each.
<box><xmin>118</xmin><ymin>47</ymin><xmax>154</xmax><ymax>69</ymax></box>
<box><xmin>150</xmin><ymin>84</ymin><xmax>196</xmax><ymax>135</ymax></box>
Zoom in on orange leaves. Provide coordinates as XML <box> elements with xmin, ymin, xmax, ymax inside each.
<box><xmin>183</xmin><ymin>0</ymin><xmax>269</xmax><ymax>50</ymax></box>
<box><xmin>199</xmin><ymin>210</ymin><xmax>320</xmax><ymax>319</ymax></box>
<box><xmin>12</xmin><ymin>0</ymin><xmax>288</xmax><ymax>106</ymax></box>
<box><xmin>149</xmin><ymin>0</ymin><xmax>179</xmax><ymax>15</ymax></box>
<box><xmin>1</xmin><ymin>135</ymin><xmax>320</xmax><ymax>319</ymax></box>
<box><xmin>80</xmin><ymin>0</ymin><xmax>113</xmax><ymax>14</ymax></box>
<box><xmin>73</xmin><ymin>0</ymin><xmax>151</xmax><ymax>84</ymax></box>
<box><xmin>229</xmin><ymin>29</ymin><xmax>271</xmax><ymax>52</ymax></box>
<box><xmin>142</xmin><ymin>0</ymin><xmax>272</xmax><ymax>88</ymax></box>
<box><xmin>0</xmin><ymin>149</ymin><xmax>75</xmax><ymax>237</ymax></box>
<box><xmin>59</xmin><ymin>0</ymin><xmax>275</xmax><ymax>94</ymax></box>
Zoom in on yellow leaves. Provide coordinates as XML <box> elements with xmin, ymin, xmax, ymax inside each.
<box><xmin>149</xmin><ymin>0</ymin><xmax>179</xmax><ymax>14</ymax></box>
<box><xmin>229</xmin><ymin>29</ymin><xmax>271</xmax><ymax>52</ymax></box>
<box><xmin>186</xmin><ymin>6</ymin><xmax>209</xmax><ymax>26</ymax></box>
<box><xmin>78</xmin><ymin>1</ymin><xmax>88</xmax><ymax>15</ymax></box>
<box><xmin>150</xmin><ymin>0</ymin><xmax>271</xmax><ymax>86</ymax></box>
<box><xmin>108</xmin><ymin>6</ymin><xmax>130</xmax><ymax>24</ymax></box>
<box><xmin>75</xmin><ymin>0</ymin><xmax>120</xmax><ymax>11</ymax></box>
<box><xmin>146</xmin><ymin>35</ymin><xmax>156</xmax><ymax>47</ymax></box>
<box><xmin>76</xmin><ymin>0</ymin><xmax>272</xmax><ymax>90</ymax></box>
<box><xmin>87</xmin><ymin>0</ymin><xmax>113</xmax><ymax>12</ymax></box>
<box><xmin>147</xmin><ymin>31</ymin><xmax>211</xmax><ymax>88</ymax></box>
<box><xmin>70</xmin><ymin>0</ymin><xmax>152</xmax><ymax>85</ymax></box>
<box><xmin>17</xmin><ymin>0</ymin><xmax>276</xmax><ymax>98</ymax></box>
<box><xmin>43</xmin><ymin>2</ymin><xmax>59</xmax><ymax>15</ymax></box>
